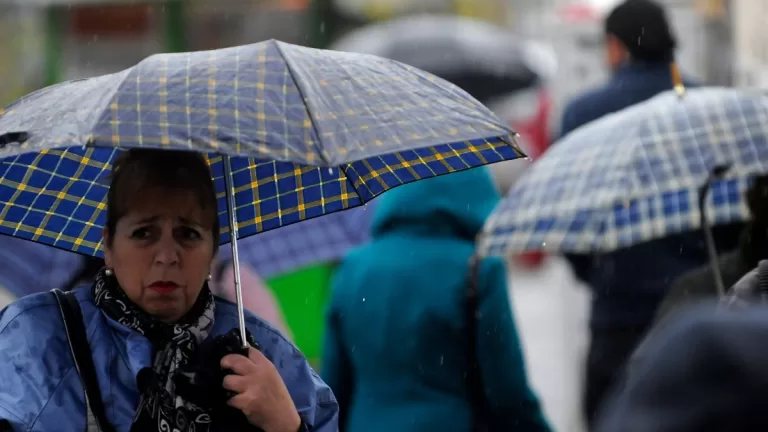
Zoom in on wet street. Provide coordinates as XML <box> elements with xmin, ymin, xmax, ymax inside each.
<box><xmin>509</xmin><ymin>257</ymin><xmax>590</xmax><ymax>432</ymax></box>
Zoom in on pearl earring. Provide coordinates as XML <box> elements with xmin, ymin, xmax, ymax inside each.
<box><xmin>105</xmin><ymin>268</ymin><xmax>113</xmax><ymax>276</ymax></box>
<box><xmin>206</xmin><ymin>273</ymin><xmax>212</xmax><ymax>281</ymax></box>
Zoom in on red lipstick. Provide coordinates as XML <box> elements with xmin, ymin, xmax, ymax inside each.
<box><xmin>149</xmin><ymin>281</ymin><xmax>179</xmax><ymax>295</ymax></box>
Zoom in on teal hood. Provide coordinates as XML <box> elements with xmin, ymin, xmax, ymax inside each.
<box><xmin>370</xmin><ymin>167</ymin><xmax>501</xmax><ymax>241</ymax></box>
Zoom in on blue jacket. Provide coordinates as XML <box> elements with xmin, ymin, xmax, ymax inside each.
<box><xmin>321</xmin><ymin>168</ymin><xmax>551</xmax><ymax>432</ymax></box>
<box><xmin>560</xmin><ymin>62</ymin><xmax>697</xmax><ymax>139</ymax></box>
<box><xmin>0</xmin><ymin>288</ymin><xmax>339</xmax><ymax>431</ymax></box>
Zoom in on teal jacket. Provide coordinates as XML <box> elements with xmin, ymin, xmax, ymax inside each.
<box><xmin>321</xmin><ymin>168</ymin><xmax>551</xmax><ymax>432</ymax></box>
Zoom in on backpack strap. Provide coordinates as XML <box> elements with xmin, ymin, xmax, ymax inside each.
<box><xmin>52</xmin><ymin>289</ymin><xmax>115</xmax><ymax>432</ymax></box>
<box><xmin>466</xmin><ymin>254</ymin><xmax>486</xmax><ymax>431</ymax></box>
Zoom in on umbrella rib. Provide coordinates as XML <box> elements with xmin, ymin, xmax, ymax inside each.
<box><xmin>272</xmin><ymin>42</ymin><xmax>330</xmax><ymax>167</ymax></box>
<box><xmin>85</xmin><ymin>70</ymin><xmax>133</xmax><ymax>148</ymax></box>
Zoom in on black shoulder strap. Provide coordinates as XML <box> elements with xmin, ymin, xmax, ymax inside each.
<box><xmin>466</xmin><ymin>254</ymin><xmax>486</xmax><ymax>432</ymax></box>
<box><xmin>52</xmin><ymin>289</ymin><xmax>115</xmax><ymax>432</ymax></box>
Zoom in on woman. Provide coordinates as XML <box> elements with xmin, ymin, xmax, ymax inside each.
<box><xmin>0</xmin><ymin>149</ymin><xmax>338</xmax><ymax>431</ymax></box>
<box><xmin>321</xmin><ymin>167</ymin><xmax>551</xmax><ymax>431</ymax></box>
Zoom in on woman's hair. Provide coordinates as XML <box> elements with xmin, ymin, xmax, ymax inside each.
<box><xmin>105</xmin><ymin>149</ymin><xmax>219</xmax><ymax>251</ymax></box>
<box><xmin>605</xmin><ymin>0</ymin><xmax>677</xmax><ymax>64</ymax></box>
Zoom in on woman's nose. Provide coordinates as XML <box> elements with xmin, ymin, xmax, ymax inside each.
<box><xmin>154</xmin><ymin>237</ymin><xmax>180</xmax><ymax>266</ymax></box>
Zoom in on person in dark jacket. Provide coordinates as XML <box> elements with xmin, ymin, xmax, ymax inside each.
<box><xmin>558</xmin><ymin>1</ymin><xmax>744</xmax><ymax>427</ymax></box>
<box><xmin>559</xmin><ymin>0</ymin><xmax>692</xmax><ymax>139</ymax></box>
<box><xmin>655</xmin><ymin>174</ymin><xmax>768</xmax><ymax>323</ymax></box>
<box><xmin>321</xmin><ymin>168</ymin><xmax>551</xmax><ymax>432</ymax></box>
<box><xmin>597</xmin><ymin>301</ymin><xmax>768</xmax><ymax>432</ymax></box>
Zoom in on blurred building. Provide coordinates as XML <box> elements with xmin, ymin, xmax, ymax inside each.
<box><xmin>731</xmin><ymin>0</ymin><xmax>768</xmax><ymax>88</ymax></box>
<box><xmin>0</xmin><ymin>0</ymin><xmax>313</xmax><ymax>105</ymax></box>
<box><xmin>0</xmin><ymin>4</ymin><xmax>46</xmax><ymax>105</ymax></box>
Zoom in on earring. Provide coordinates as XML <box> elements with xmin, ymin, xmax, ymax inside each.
<box><xmin>206</xmin><ymin>273</ymin><xmax>212</xmax><ymax>281</ymax></box>
<box><xmin>105</xmin><ymin>268</ymin><xmax>113</xmax><ymax>276</ymax></box>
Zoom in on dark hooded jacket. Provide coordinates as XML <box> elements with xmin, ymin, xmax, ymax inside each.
<box><xmin>655</xmin><ymin>224</ymin><xmax>768</xmax><ymax>323</ymax></box>
<box><xmin>597</xmin><ymin>301</ymin><xmax>768</xmax><ymax>432</ymax></box>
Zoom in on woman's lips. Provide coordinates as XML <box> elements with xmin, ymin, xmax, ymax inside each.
<box><xmin>149</xmin><ymin>282</ymin><xmax>180</xmax><ymax>295</ymax></box>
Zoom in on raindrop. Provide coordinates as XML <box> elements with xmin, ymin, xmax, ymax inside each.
<box><xmin>541</xmin><ymin>242</ymin><xmax>547</xmax><ymax>247</ymax></box>
<box><xmin>320</xmin><ymin>22</ymin><xmax>326</xmax><ymax>33</ymax></box>
<box><xmin>440</xmin><ymin>356</ymin><xmax>444</xmax><ymax>365</ymax></box>
<box><xmin>362</xmin><ymin>297</ymin><xmax>366</xmax><ymax>302</ymax></box>
<box><xmin>327</xmin><ymin>167</ymin><xmax>334</xmax><ymax>175</ymax></box>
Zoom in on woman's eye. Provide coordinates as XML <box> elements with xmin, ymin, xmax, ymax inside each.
<box><xmin>130</xmin><ymin>227</ymin><xmax>152</xmax><ymax>239</ymax></box>
<box><xmin>179</xmin><ymin>227</ymin><xmax>202</xmax><ymax>241</ymax></box>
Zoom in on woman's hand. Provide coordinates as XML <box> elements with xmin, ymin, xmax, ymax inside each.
<box><xmin>221</xmin><ymin>348</ymin><xmax>302</xmax><ymax>432</ymax></box>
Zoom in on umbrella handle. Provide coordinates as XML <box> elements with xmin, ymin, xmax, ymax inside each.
<box><xmin>222</xmin><ymin>154</ymin><xmax>249</xmax><ymax>349</ymax></box>
<box><xmin>670</xmin><ymin>62</ymin><xmax>685</xmax><ymax>98</ymax></box>
<box><xmin>698</xmin><ymin>164</ymin><xmax>731</xmax><ymax>298</ymax></box>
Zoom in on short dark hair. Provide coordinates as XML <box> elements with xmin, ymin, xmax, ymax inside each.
<box><xmin>605</xmin><ymin>0</ymin><xmax>677</xmax><ymax>64</ymax></box>
<box><xmin>105</xmin><ymin>149</ymin><xmax>219</xmax><ymax>252</ymax></box>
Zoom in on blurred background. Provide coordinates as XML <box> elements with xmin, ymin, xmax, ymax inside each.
<box><xmin>0</xmin><ymin>0</ymin><xmax>756</xmax><ymax>430</ymax></box>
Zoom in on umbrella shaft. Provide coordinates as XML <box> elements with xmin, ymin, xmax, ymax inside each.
<box><xmin>222</xmin><ymin>155</ymin><xmax>249</xmax><ymax>349</ymax></box>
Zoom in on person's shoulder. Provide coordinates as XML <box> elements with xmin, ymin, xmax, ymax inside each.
<box><xmin>565</xmin><ymin>85</ymin><xmax>611</xmax><ymax>110</ymax></box>
<box><xmin>0</xmin><ymin>291</ymin><xmax>59</xmax><ymax>333</ymax></box>
<box><xmin>0</xmin><ymin>291</ymin><xmax>75</xmax><ymax>427</ymax></box>
<box><xmin>560</xmin><ymin>84</ymin><xmax>615</xmax><ymax>135</ymax></box>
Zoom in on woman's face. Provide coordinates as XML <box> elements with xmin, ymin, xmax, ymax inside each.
<box><xmin>103</xmin><ymin>188</ymin><xmax>215</xmax><ymax>323</ymax></box>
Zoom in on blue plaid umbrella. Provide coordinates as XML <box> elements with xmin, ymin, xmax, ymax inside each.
<box><xmin>0</xmin><ymin>40</ymin><xmax>520</xmax><ymax>254</ymax></box>
<box><xmin>217</xmin><ymin>203</ymin><xmax>376</xmax><ymax>278</ymax></box>
<box><xmin>480</xmin><ymin>87</ymin><xmax>768</xmax><ymax>256</ymax></box>
<box><xmin>0</xmin><ymin>40</ymin><xmax>522</xmax><ymax>341</ymax></box>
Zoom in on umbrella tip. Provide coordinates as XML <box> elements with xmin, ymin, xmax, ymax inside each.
<box><xmin>674</xmin><ymin>84</ymin><xmax>686</xmax><ymax>98</ymax></box>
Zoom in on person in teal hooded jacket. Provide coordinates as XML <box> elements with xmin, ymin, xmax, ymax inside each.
<box><xmin>321</xmin><ymin>167</ymin><xmax>551</xmax><ymax>432</ymax></box>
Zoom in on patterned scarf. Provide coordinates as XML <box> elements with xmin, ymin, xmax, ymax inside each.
<box><xmin>92</xmin><ymin>267</ymin><xmax>216</xmax><ymax>432</ymax></box>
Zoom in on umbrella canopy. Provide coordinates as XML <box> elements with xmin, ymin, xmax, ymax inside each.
<box><xmin>0</xmin><ymin>237</ymin><xmax>83</xmax><ymax>297</ymax></box>
<box><xmin>330</xmin><ymin>15</ymin><xmax>557</xmax><ymax>103</ymax></box>
<box><xmin>0</xmin><ymin>39</ymin><xmax>522</xmax><ymax>256</ymax></box>
<box><xmin>217</xmin><ymin>202</ymin><xmax>376</xmax><ymax>278</ymax></box>
<box><xmin>480</xmin><ymin>87</ymin><xmax>768</xmax><ymax>256</ymax></box>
